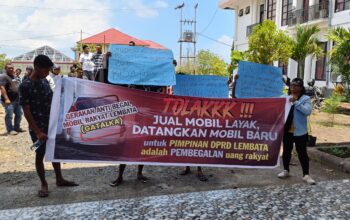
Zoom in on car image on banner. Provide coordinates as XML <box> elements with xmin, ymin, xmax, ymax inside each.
<box><xmin>63</xmin><ymin>95</ymin><xmax>126</xmax><ymax>146</ymax></box>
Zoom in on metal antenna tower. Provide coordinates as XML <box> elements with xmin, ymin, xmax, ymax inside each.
<box><xmin>175</xmin><ymin>2</ymin><xmax>198</xmax><ymax>73</ymax></box>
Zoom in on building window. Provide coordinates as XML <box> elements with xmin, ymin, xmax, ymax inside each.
<box><xmin>335</xmin><ymin>0</ymin><xmax>350</xmax><ymax>12</ymax></box>
<box><xmin>259</xmin><ymin>4</ymin><xmax>265</xmax><ymax>23</ymax></box>
<box><xmin>315</xmin><ymin>42</ymin><xmax>327</xmax><ymax>81</ymax></box>
<box><xmin>281</xmin><ymin>0</ymin><xmax>293</xmax><ymax>26</ymax></box>
<box><xmin>267</xmin><ymin>0</ymin><xmax>277</xmax><ymax>21</ymax></box>
<box><xmin>245</xmin><ymin>6</ymin><xmax>250</xmax><ymax>14</ymax></box>
<box><xmin>239</xmin><ymin>9</ymin><xmax>244</xmax><ymax>16</ymax></box>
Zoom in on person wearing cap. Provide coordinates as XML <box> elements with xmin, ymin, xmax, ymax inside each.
<box><xmin>46</xmin><ymin>64</ymin><xmax>61</xmax><ymax>91</ymax></box>
<box><xmin>278</xmin><ymin>77</ymin><xmax>316</xmax><ymax>185</ymax></box>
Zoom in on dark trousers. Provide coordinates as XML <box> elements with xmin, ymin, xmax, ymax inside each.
<box><xmin>282</xmin><ymin>132</ymin><xmax>309</xmax><ymax>176</ymax></box>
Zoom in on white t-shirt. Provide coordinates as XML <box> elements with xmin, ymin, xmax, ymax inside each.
<box><xmin>79</xmin><ymin>52</ymin><xmax>95</xmax><ymax>71</ymax></box>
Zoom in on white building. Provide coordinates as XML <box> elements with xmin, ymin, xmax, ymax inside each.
<box><xmin>219</xmin><ymin>0</ymin><xmax>350</xmax><ymax>89</ymax></box>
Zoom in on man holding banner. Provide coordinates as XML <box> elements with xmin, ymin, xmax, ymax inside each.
<box><xmin>173</xmin><ymin>74</ymin><xmax>231</xmax><ymax>181</ymax></box>
<box><xmin>20</xmin><ymin>55</ymin><xmax>78</xmax><ymax>198</ymax></box>
<box><xmin>108</xmin><ymin>43</ymin><xmax>172</xmax><ymax>186</ymax></box>
<box><xmin>46</xmin><ymin>48</ymin><xmax>291</xmax><ymax>190</ymax></box>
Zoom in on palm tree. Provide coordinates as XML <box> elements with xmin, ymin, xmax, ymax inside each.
<box><xmin>291</xmin><ymin>25</ymin><xmax>323</xmax><ymax>79</ymax></box>
<box><xmin>328</xmin><ymin>27</ymin><xmax>350</xmax><ymax>99</ymax></box>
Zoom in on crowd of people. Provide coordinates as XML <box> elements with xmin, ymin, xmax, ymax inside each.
<box><xmin>0</xmin><ymin>42</ymin><xmax>316</xmax><ymax>198</ymax></box>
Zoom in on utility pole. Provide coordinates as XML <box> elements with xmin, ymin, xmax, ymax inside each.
<box><xmin>326</xmin><ymin>0</ymin><xmax>333</xmax><ymax>88</ymax></box>
<box><xmin>175</xmin><ymin>2</ymin><xmax>198</xmax><ymax>73</ymax></box>
<box><xmin>175</xmin><ymin>3</ymin><xmax>184</xmax><ymax>66</ymax></box>
<box><xmin>194</xmin><ymin>3</ymin><xmax>198</xmax><ymax>74</ymax></box>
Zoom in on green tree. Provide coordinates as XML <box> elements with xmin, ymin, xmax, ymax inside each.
<box><xmin>291</xmin><ymin>25</ymin><xmax>323</xmax><ymax>79</ymax></box>
<box><xmin>247</xmin><ymin>20</ymin><xmax>293</xmax><ymax>65</ymax></box>
<box><xmin>322</xmin><ymin>94</ymin><xmax>342</xmax><ymax>126</ymax></box>
<box><xmin>75</xmin><ymin>43</ymin><xmax>97</xmax><ymax>55</ymax></box>
<box><xmin>228</xmin><ymin>50</ymin><xmax>248</xmax><ymax>74</ymax></box>
<box><xmin>176</xmin><ymin>62</ymin><xmax>195</xmax><ymax>74</ymax></box>
<box><xmin>196</xmin><ymin>50</ymin><xmax>228</xmax><ymax>76</ymax></box>
<box><xmin>0</xmin><ymin>54</ymin><xmax>11</xmax><ymax>71</ymax></box>
<box><xmin>328</xmin><ymin>27</ymin><xmax>350</xmax><ymax>99</ymax></box>
<box><xmin>176</xmin><ymin>50</ymin><xmax>228</xmax><ymax>76</ymax></box>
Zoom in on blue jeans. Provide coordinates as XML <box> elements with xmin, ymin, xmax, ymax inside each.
<box><xmin>1</xmin><ymin>101</ymin><xmax>23</xmax><ymax>132</ymax></box>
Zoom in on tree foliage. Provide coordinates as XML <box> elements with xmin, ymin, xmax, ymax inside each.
<box><xmin>0</xmin><ymin>54</ymin><xmax>11</xmax><ymax>72</ymax></box>
<box><xmin>176</xmin><ymin>50</ymin><xmax>228</xmax><ymax>76</ymax></box>
<box><xmin>247</xmin><ymin>20</ymin><xmax>293</xmax><ymax>65</ymax></box>
<box><xmin>228</xmin><ymin>50</ymin><xmax>248</xmax><ymax>74</ymax></box>
<box><xmin>75</xmin><ymin>43</ymin><xmax>98</xmax><ymax>54</ymax></box>
<box><xmin>328</xmin><ymin>27</ymin><xmax>350</xmax><ymax>99</ymax></box>
<box><xmin>291</xmin><ymin>25</ymin><xmax>323</xmax><ymax>79</ymax></box>
<box><xmin>322</xmin><ymin>94</ymin><xmax>342</xmax><ymax>126</ymax></box>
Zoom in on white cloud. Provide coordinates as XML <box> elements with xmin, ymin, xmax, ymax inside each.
<box><xmin>209</xmin><ymin>35</ymin><xmax>233</xmax><ymax>62</ymax></box>
<box><xmin>118</xmin><ymin>0</ymin><xmax>168</xmax><ymax>19</ymax></box>
<box><xmin>0</xmin><ymin>0</ymin><xmax>167</xmax><ymax>58</ymax></box>
<box><xmin>153</xmin><ymin>0</ymin><xmax>168</xmax><ymax>8</ymax></box>
<box><xmin>0</xmin><ymin>0</ymin><xmax>112</xmax><ymax>58</ymax></box>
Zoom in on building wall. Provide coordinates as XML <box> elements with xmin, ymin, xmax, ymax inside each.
<box><xmin>226</xmin><ymin>0</ymin><xmax>350</xmax><ymax>88</ymax></box>
<box><xmin>235</xmin><ymin>0</ymin><xmax>254</xmax><ymax>51</ymax></box>
<box><xmin>332</xmin><ymin>7</ymin><xmax>350</xmax><ymax>27</ymax></box>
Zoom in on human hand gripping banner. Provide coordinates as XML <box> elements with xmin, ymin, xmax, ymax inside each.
<box><xmin>46</xmin><ymin>78</ymin><xmax>286</xmax><ymax>168</ymax></box>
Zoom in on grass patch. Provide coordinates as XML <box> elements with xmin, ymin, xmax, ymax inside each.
<box><xmin>319</xmin><ymin>146</ymin><xmax>350</xmax><ymax>158</ymax></box>
<box><xmin>315</xmin><ymin>121</ymin><xmax>350</xmax><ymax>127</ymax></box>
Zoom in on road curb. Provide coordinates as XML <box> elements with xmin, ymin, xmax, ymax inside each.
<box><xmin>308</xmin><ymin>147</ymin><xmax>350</xmax><ymax>174</ymax></box>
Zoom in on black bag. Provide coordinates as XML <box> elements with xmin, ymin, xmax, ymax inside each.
<box><xmin>308</xmin><ymin>135</ymin><xmax>317</xmax><ymax>147</ymax></box>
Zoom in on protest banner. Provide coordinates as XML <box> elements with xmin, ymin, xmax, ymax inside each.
<box><xmin>236</xmin><ymin>61</ymin><xmax>283</xmax><ymax>98</ymax></box>
<box><xmin>47</xmin><ymin>78</ymin><xmax>286</xmax><ymax>168</ymax></box>
<box><xmin>107</xmin><ymin>45</ymin><xmax>176</xmax><ymax>86</ymax></box>
<box><xmin>173</xmin><ymin>74</ymin><xmax>229</xmax><ymax>98</ymax></box>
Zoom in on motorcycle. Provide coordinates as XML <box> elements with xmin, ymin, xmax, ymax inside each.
<box><xmin>305</xmin><ymin>79</ymin><xmax>324</xmax><ymax>110</ymax></box>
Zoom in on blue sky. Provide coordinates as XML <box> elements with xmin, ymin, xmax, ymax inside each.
<box><xmin>0</xmin><ymin>0</ymin><xmax>234</xmax><ymax>62</ymax></box>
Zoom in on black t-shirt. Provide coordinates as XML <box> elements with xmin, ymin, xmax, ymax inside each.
<box><xmin>19</xmin><ymin>79</ymin><xmax>53</xmax><ymax>132</ymax></box>
<box><xmin>0</xmin><ymin>73</ymin><xmax>21</xmax><ymax>102</ymax></box>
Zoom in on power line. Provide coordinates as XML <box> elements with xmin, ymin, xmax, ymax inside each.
<box><xmin>0</xmin><ymin>28</ymin><xmax>38</xmax><ymax>33</ymax></box>
<box><xmin>199</xmin><ymin>8</ymin><xmax>218</xmax><ymax>34</ymax></box>
<box><xmin>0</xmin><ymin>44</ymin><xmax>33</xmax><ymax>49</ymax></box>
<box><xmin>197</xmin><ymin>33</ymin><xmax>232</xmax><ymax>47</ymax></box>
<box><xmin>0</xmin><ymin>4</ymin><xmax>167</xmax><ymax>12</ymax></box>
<box><xmin>82</xmin><ymin>32</ymin><xmax>94</xmax><ymax>36</ymax></box>
<box><xmin>0</xmin><ymin>32</ymin><xmax>80</xmax><ymax>42</ymax></box>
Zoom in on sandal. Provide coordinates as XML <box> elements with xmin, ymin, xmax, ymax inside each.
<box><xmin>137</xmin><ymin>175</ymin><xmax>148</xmax><ymax>183</ymax></box>
<box><xmin>56</xmin><ymin>180</ymin><xmax>79</xmax><ymax>187</ymax></box>
<box><xmin>179</xmin><ymin>169</ymin><xmax>191</xmax><ymax>176</ymax></box>
<box><xmin>38</xmin><ymin>189</ymin><xmax>49</xmax><ymax>198</ymax></box>
<box><xmin>109</xmin><ymin>177</ymin><xmax>123</xmax><ymax>187</ymax></box>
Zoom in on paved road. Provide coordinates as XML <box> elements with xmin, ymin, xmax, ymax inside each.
<box><xmin>1</xmin><ymin>179</ymin><xmax>349</xmax><ymax>220</ymax></box>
